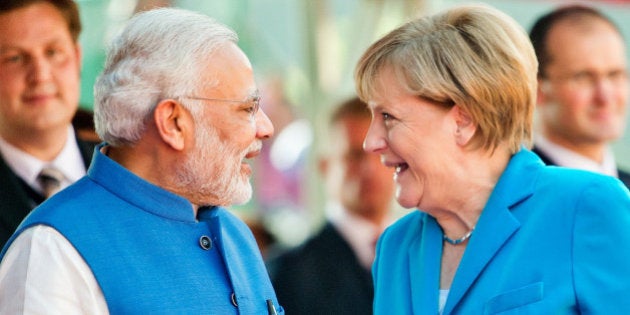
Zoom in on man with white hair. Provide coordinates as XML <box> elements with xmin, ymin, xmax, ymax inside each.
<box><xmin>0</xmin><ymin>7</ymin><xmax>280</xmax><ymax>314</ymax></box>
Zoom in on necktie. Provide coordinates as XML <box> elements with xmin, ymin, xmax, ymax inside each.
<box><xmin>37</xmin><ymin>167</ymin><xmax>64</xmax><ymax>199</ymax></box>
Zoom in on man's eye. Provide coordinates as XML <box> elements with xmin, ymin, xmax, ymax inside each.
<box><xmin>569</xmin><ymin>72</ymin><xmax>593</xmax><ymax>85</ymax></box>
<box><xmin>47</xmin><ymin>47</ymin><xmax>70</xmax><ymax>64</ymax></box>
<box><xmin>2</xmin><ymin>54</ymin><xmax>23</xmax><ymax>64</ymax></box>
<box><xmin>609</xmin><ymin>70</ymin><xmax>629</xmax><ymax>83</ymax></box>
<box><xmin>245</xmin><ymin>97</ymin><xmax>260</xmax><ymax>117</ymax></box>
<box><xmin>382</xmin><ymin>112</ymin><xmax>392</xmax><ymax>120</ymax></box>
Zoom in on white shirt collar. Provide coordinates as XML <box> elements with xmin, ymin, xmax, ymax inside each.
<box><xmin>0</xmin><ymin>126</ymin><xmax>87</xmax><ymax>194</ymax></box>
<box><xmin>327</xmin><ymin>201</ymin><xmax>392</xmax><ymax>270</ymax></box>
<box><xmin>535</xmin><ymin>134</ymin><xmax>618</xmax><ymax>177</ymax></box>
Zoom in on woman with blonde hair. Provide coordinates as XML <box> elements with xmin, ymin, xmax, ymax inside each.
<box><xmin>356</xmin><ymin>4</ymin><xmax>630</xmax><ymax>314</ymax></box>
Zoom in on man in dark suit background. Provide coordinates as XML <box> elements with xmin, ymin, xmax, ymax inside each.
<box><xmin>529</xmin><ymin>5</ymin><xmax>630</xmax><ymax>188</ymax></box>
<box><xmin>0</xmin><ymin>0</ymin><xmax>96</xmax><ymax>247</ymax></box>
<box><xmin>267</xmin><ymin>97</ymin><xmax>396</xmax><ymax>314</ymax></box>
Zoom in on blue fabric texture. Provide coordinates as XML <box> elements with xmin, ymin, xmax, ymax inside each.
<box><xmin>372</xmin><ymin>149</ymin><xmax>630</xmax><ymax>314</ymax></box>
<box><xmin>2</xmin><ymin>144</ymin><xmax>282</xmax><ymax>314</ymax></box>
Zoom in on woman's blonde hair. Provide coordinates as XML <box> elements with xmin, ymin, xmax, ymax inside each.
<box><xmin>355</xmin><ymin>4</ymin><xmax>538</xmax><ymax>153</ymax></box>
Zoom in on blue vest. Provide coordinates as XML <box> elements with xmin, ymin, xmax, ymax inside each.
<box><xmin>2</xmin><ymin>146</ymin><xmax>282</xmax><ymax>314</ymax></box>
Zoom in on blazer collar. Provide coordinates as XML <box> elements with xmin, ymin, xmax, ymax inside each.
<box><xmin>443</xmin><ymin>149</ymin><xmax>543</xmax><ymax>314</ymax></box>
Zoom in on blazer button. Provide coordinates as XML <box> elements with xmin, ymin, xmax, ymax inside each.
<box><xmin>231</xmin><ymin>292</ymin><xmax>238</xmax><ymax>307</ymax></box>
<box><xmin>199</xmin><ymin>235</ymin><xmax>212</xmax><ymax>250</ymax></box>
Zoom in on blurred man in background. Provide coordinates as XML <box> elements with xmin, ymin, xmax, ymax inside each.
<box><xmin>529</xmin><ymin>4</ymin><xmax>630</xmax><ymax>188</ymax></box>
<box><xmin>268</xmin><ymin>97</ymin><xmax>396</xmax><ymax>314</ymax></box>
<box><xmin>0</xmin><ymin>0</ymin><xmax>96</xmax><ymax>247</ymax></box>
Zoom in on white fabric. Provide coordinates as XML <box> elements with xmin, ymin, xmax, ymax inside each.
<box><xmin>535</xmin><ymin>134</ymin><xmax>618</xmax><ymax>177</ymax></box>
<box><xmin>0</xmin><ymin>126</ymin><xmax>87</xmax><ymax>195</ymax></box>
<box><xmin>0</xmin><ymin>126</ymin><xmax>86</xmax><ymax>193</ymax></box>
<box><xmin>328</xmin><ymin>202</ymin><xmax>390</xmax><ymax>270</ymax></box>
<box><xmin>0</xmin><ymin>225</ymin><xmax>108</xmax><ymax>314</ymax></box>
<box><xmin>439</xmin><ymin>289</ymin><xmax>449</xmax><ymax>315</ymax></box>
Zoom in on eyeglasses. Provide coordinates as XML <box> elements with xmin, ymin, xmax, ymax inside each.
<box><xmin>178</xmin><ymin>95</ymin><xmax>261</xmax><ymax>119</ymax></box>
<box><xmin>544</xmin><ymin>69</ymin><xmax>629</xmax><ymax>92</ymax></box>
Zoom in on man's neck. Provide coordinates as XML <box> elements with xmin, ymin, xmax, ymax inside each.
<box><xmin>0</xmin><ymin>126</ymin><xmax>70</xmax><ymax>162</ymax></box>
<box><xmin>535</xmin><ymin>133</ymin><xmax>619</xmax><ymax>177</ymax></box>
<box><xmin>543</xmin><ymin>133</ymin><xmax>605</xmax><ymax>163</ymax></box>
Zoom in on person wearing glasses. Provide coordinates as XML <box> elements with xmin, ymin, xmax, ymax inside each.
<box><xmin>0</xmin><ymin>7</ymin><xmax>282</xmax><ymax>314</ymax></box>
<box><xmin>529</xmin><ymin>5</ymin><xmax>630</xmax><ymax>188</ymax></box>
<box><xmin>355</xmin><ymin>4</ymin><xmax>630</xmax><ymax>314</ymax></box>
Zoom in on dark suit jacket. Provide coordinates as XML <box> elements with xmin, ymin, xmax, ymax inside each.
<box><xmin>0</xmin><ymin>137</ymin><xmax>96</xmax><ymax>248</ymax></box>
<box><xmin>267</xmin><ymin>222</ymin><xmax>374</xmax><ymax>315</ymax></box>
<box><xmin>532</xmin><ymin>146</ymin><xmax>630</xmax><ymax>189</ymax></box>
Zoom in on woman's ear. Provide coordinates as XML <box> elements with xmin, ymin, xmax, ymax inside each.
<box><xmin>154</xmin><ymin>99</ymin><xmax>189</xmax><ymax>151</ymax></box>
<box><xmin>451</xmin><ymin>105</ymin><xmax>476</xmax><ymax>146</ymax></box>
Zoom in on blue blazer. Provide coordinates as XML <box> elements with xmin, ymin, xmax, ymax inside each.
<box><xmin>373</xmin><ymin>150</ymin><xmax>630</xmax><ymax>314</ymax></box>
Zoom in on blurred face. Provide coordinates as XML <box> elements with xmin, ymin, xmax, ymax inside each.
<box><xmin>177</xmin><ymin>43</ymin><xmax>274</xmax><ymax>206</ymax></box>
<box><xmin>538</xmin><ymin>19</ymin><xmax>628</xmax><ymax>146</ymax></box>
<box><xmin>363</xmin><ymin>67</ymin><xmax>457</xmax><ymax>210</ymax></box>
<box><xmin>0</xmin><ymin>2</ymin><xmax>81</xmax><ymax>140</ymax></box>
<box><xmin>324</xmin><ymin>115</ymin><xmax>395</xmax><ymax>222</ymax></box>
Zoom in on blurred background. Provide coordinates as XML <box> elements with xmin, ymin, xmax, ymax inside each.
<box><xmin>74</xmin><ymin>0</ymin><xmax>630</xmax><ymax>250</ymax></box>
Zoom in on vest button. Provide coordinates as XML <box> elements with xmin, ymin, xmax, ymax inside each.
<box><xmin>231</xmin><ymin>292</ymin><xmax>238</xmax><ymax>307</ymax></box>
<box><xmin>199</xmin><ymin>235</ymin><xmax>212</xmax><ymax>250</ymax></box>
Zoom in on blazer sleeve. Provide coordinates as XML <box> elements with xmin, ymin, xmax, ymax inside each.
<box><xmin>573</xmin><ymin>177</ymin><xmax>630</xmax><ymax>312</ymax></box>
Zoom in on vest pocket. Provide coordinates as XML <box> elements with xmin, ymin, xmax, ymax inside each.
<box><xmin>483</xmin><ymin>282</ymin><xmax>543</xmax><ymax>314</ymax></box>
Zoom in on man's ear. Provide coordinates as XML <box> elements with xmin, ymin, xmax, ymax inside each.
<box><xmin>536</xmin><ymin>78</ymin><xmax>550</xmax><ymax>107</ymax></box>
<box><xmin>154</xmin><ymin>99</ymin><xmax>188</xmax><ymax>151</ymax></box>
<box><xmin>451</xmin><ymin>105</ymin><xmax>476</xmax><ymax>146</ymax></box>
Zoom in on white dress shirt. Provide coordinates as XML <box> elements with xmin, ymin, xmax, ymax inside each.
<box><xmin>0</xmin><ymin>126</ymin><xmax>87</xmax><ymax>196</ymax></box>
<box><xmin>327</xmin><ymin>202</ymin><xmax>391</xmax><ymax>270</ymax></box>
<box><xmin>439</xmin><ymin>289</ymin><xmax>449</xmax><ymax>315</ymax></box>
<box><xmin>535</xmin><ymin>134</ymin><xmax>618</xmax><ymax>177</ymax></box>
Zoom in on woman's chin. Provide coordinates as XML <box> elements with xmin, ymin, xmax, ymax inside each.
<box><xmin>395</xmin><ymin>192</ymin><xmax>420</xmax><ymax>209</ymax></box>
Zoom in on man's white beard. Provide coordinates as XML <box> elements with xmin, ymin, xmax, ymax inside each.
<box><xmin>176</xmin><ymin>122</ymin><xmax>253</xmax><ymax>206</ymax></box>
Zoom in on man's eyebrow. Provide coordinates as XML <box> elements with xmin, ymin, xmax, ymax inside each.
<box><xmin>249</xmin><ymin>90</ymin><xmax>261</xmax><ymax>99</ymax></box>
<box><xmin>0</xmin><ymin>46</ymin><xmax>19</xmax><ymax>54</ymax></box>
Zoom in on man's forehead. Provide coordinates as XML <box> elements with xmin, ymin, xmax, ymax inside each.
<box><xmin>200</xmin><ymin>59</ymin><xmax>257</xmax><ymax>99</ymax></box>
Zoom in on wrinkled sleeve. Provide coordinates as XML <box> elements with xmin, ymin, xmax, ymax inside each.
<box><xmin>0</xmin><ymin>225</ymin><xmax>109</xmax><ymax>314</ymax></box>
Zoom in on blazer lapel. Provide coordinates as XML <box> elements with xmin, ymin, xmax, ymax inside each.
<box><xmin>0</xmin><ymin>157</ymin><xmax>35</xmax><ymax>238</ymax></box>
<box><xmin>443</xmin><ymin>202</ymin><xmax>520</xmax><ymax>314</ymax></box>
<box><xmin>409</xmin><ymin>215</ymin><xmax>442</xmax><ymax>313</ymax></box>
<box><xmin>443</xmin><ymin>150</ymin><xmax>541</xmax><ymax>314</ymax></box>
